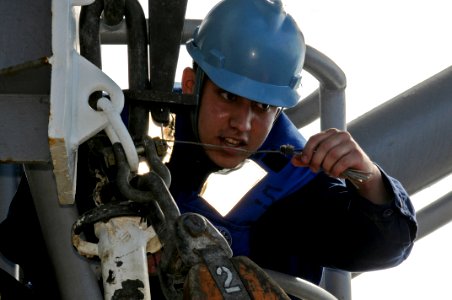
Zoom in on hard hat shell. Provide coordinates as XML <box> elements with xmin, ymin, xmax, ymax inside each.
<box><xmin>186</xmin><ymin>0</ymin><xmax>305</xmax><ymax>108</ymax></box>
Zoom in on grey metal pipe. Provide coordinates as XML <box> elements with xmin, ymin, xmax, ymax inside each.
<box><xmin>348</xmin><ymin>65</ymin><xmax>452</xmax><ymax>194</ymax></box>
<box><xmin>266</xmin><ymin>269</ymin><xmax>338</xmax><ymax>300</ymax></box>
<box><xmin>320</xmin><ymin>268</ymin><xmax>352</xmax><ymax>300</ymax></box>
<box><xmin>297</xmin><ymin>46</ymin><xmax>350</xmax><ymax>300</ymax></box>
<box><xmin>284</xmin><ymin>89</ymin><xmax>320</xmax><ymax>128</ymax></box>
<box><xmin>287</xmin><ymin>45</ymin><xmax>346</xmax><ymax>131</ymax></box>
<box><xmin>320</xmin><ymin>88</ymin><xmax>346</xmax><ymax>131</ymax></box>
<box><xmin>24</xmin><ymin>164</ymin><xmax>102</xmax><ymax>300</ymax></box>
<box><xmin>416</xmin><ymin>190</ymin><xmax>452</xmax><ymax>240</ymax></box>
<box><xmin>304</xmin><ymin>45</ymin><xmax>346</xmax><ymax>131</ymax></box>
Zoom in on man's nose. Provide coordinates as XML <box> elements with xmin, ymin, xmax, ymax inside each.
<box><xmin>229</xmin><ymin>100</ymin><xmax>253</xmax><ymax>132</ymax></box>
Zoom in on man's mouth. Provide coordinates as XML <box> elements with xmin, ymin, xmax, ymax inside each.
<box><xmin>213</xmin><ymin>137</ymin><xmax>250</xmax><ymax>156</ymax></box>
<box><xmin>223</xmin><ymin>137</ymin><xmax>243</xmax><ymax>147</ymax></box>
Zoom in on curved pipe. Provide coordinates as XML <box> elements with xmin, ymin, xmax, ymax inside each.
<box><xmin>286</xmin><ymin>45</ymin><xmax>347</xmax><ymax>130</ymax></box>
<box><xmin>284</xmin><ymin>89</ymin><xmax>320</xmax><ymax>128</ymax></box>
<box><xmin>303</xmin><ymin>46</ymin><xmax>346</xmax><ymax>90</ymax></box>
<box><xmin>266</xmin><ymin>269</ymin><xmax>338</xmax><ymax>300</ymax></box>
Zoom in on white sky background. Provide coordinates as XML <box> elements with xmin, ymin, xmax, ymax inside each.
<box><xmin>101</xmin><ymin>0</ymin><xmax>452</xmax><ymax>298</ymax></box>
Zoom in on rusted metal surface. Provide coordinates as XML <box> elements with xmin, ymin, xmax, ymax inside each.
<box><xmin>0</xmin><ymin>57</ymin><xmax>50</xmax><ymax>76</ymax></box>
<box><xmin>184</xmin><ymin>264</ymin><xmax>226</xmax><ymax>299</ymax></box>
<box><xmin>184</xmin><ymin>257</ymin><xmax>291</xmax><ymax>300</ymax></box>
<box><xmin>233</xmin><ymin>257</ymin><xmax>291</xmax><ymax>300</ymax></box>
<box><xmin>49</xmin><ymin>137</ymin><xmax>75</xmax><ymax>202</ymax></box>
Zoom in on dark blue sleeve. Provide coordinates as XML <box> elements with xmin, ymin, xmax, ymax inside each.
<box><xmin>333</xmin><ymin>166</ymin><xmax>417</xmax><ymax>271</ymax></box>
<box><xmin>249</xmin><ymin>169</ymin><xmax>417</xmax><ymax>281</ymax></box>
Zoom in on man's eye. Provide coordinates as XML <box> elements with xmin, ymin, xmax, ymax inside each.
<box><xmin>254</xmin><ymin>102</ymin><xmax>272</xmax><ymax>112</ymax></box>
<box><xmin>220</xmin><ymin>91</ymin><xmax>238</xmax><ymax>101</ymax></box>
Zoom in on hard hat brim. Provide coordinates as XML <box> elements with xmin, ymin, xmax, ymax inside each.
<box><xmin>187</xmin><ymin>41</ymin><xmax>300</xmax><ymax>108</ymax></box>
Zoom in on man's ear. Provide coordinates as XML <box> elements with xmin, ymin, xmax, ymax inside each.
<box><xmin>182</xmin><ymin>67</ymin><xmax>196</xmax><ymax>94</ymax></box>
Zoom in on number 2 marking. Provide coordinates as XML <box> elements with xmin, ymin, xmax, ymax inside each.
<box><xmin>216</xmin><ymin>266</ymin><xmax>241</xmax><ymax>293</ymax></box>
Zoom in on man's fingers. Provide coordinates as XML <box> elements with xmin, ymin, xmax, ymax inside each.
<box><xmin>301</xmin><ymin>129</ymin><xmax>338</xmax><ymax>166</ymax></box>
<box><xmin>298</xmin><ymin>129</ymin><xmax>371</xmax><ymax>177</ymax></box>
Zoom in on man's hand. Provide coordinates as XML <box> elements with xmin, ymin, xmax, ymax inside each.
<box><xmin>290</xmin><ymin>128</ymin><xmax>392</xmax><ymax>205</ymax></box>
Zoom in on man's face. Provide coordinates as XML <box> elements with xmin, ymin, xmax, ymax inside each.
<box><xmin>197</xmin><ymin>78</ymin><xmax>279</xmax><ymax>169</ymax></box>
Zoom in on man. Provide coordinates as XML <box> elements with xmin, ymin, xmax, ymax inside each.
<box><xmin>0</xmin><ymin>0</ymin><xmax>416</xmax><ymax>298</ymax></box>
<box><xmin>165</xmin><ymin>0</ymin><xmax>417</xmax><ymax>286</ymax></box>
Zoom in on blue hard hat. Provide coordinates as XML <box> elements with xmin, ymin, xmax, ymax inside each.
<box><xmin>186</xmin><ymin>0</ymin><xmax>305</xmax><ymax>108</ymax></box>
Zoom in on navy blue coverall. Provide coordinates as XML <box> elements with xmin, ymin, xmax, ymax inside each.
<box><xmin>167</xmin><ymin>111</ymin><xmax>417</xmax><ymax>284</ymax></box>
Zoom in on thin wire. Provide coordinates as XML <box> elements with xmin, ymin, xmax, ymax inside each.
<box><xmin>160</xmin><ymin>139</ymin><xmax>372</xmax><ymax>185</ymax></box>
<box><xmin>162</xmin><ymin>139</ymin><xmax>282</xmax><ymax>155</ymax></box>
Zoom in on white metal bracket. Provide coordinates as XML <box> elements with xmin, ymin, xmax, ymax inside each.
<box><xmin>49</xmin><ymin>0</ymin><xmax>129</xmax><ymax>204</ymax></box>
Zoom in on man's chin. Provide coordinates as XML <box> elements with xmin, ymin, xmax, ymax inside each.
<box><xmin>208</xmin><ymin>153</ymin><xmax>246</xmax><ymax>170</ymax></box>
